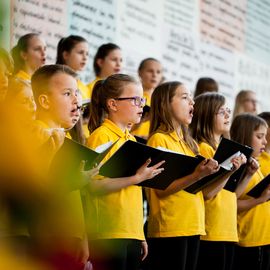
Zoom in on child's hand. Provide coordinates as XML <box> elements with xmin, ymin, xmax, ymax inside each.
<box><xmin>134</xmin><ymin>158</ymin><xmax>165</xmax><ymax>184</ymax></box>
<box><xmin>141</xmin><ymin>240</ymin><xmax>148</xmax><ymax>261</ymax></box>
<box><xmin>246</xmin><ymin>157</ymin><xmax>259</xmax><ymax>176</ymax></box>
<box><xmin>259</xmin><ymin>184</ymin><xmax>270</xmax><ymax>203</ymax></box>
<box><xmin>50</xmin><ymin>129</ymin><xmax>65</xmax><ymax>153</ymax></box>
<box><xmin>80</xmin><ymin>160</ymin><xmax>100</xmax><ymax>180</ymax></box>
<box><xmin>231</xmin><ymin>153</ymin><xmax>247</xmax><ymax>171</ymax></box>
<box><xmin>195</xmin><ymin>158</ymin><xmax>219</xmax><ymax>179</ymax></box>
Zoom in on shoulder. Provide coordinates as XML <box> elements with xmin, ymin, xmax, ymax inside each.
<box><xmin>199</xmin><ymin>142</ymin><xmax>215</xmax><ymax>158</ymax></box>
<box><xmin>87</xmin><ymin>125</ymin><xmax>111</xmax><ymax>150</ymax></box>
<box><xmin>147</xmin><ymin>132</ymin><xmax>169</xmax><ymax>147</ymax></box>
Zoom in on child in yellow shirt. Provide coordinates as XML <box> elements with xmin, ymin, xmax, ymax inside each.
<box><xmin>190</xmin><ymin>93</ymin><xmax>247</xmax><ymax>270</ymax></box>
<box><xmin>230</xmin><ymin>114</ymin><xmax>270</xmax><ymax>270</ymax></box>
<box><xmin>258</xmin><ymin>112</ymin><xmax>270</xmax><ymax>177</ymax></box>
<box><xmin>146</xmin><ymin>81</ymin><xmax>220</xmax><ymax>270</ymax></box>
<box><xmin>86</xmin><ymin>74</ymin><xmax>164</xmax><ymax>270</ymax></box>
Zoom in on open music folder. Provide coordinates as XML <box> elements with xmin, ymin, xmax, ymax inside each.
<box><xmin>218</xmin><ymin>138</ymin><xmax>253</xmax><ymax>192</ymax></box>
<box><xmin>247</xmin><ymin>174</ymin><xmax>270</xmax><ymax>198</ymax></box>
<box><xmin>98</xmin><ymin>140</ymin><xmax>205</xmax><ymax>190</ymax></box>
<box><xmin>184</xmin><ymin>137</ymin><xmax>253</xmax><ymax>194</ymax></box>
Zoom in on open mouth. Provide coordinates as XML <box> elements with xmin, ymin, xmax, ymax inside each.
<box><xmin>71</xmin><ymin>107</ymin><xmax>80</xmax><ymax>116</ymax></box>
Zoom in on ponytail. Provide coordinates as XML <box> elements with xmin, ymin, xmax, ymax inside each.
<box><xmin>88</xmin><ymin>80</ymin><xmax>106</xmax><ymax>133</ymax></box>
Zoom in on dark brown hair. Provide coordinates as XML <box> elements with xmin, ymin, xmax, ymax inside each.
<box><xmin>194</xmin><ymin>77</ymin><xmax>218</xmax><ymax>98</ymax></box>
<box><xmin>11</xmin><ymin>33</ymin><xmax>40</xmax><ymax>74</ymax></box>
<box><xmin>56</xmin><ymin>35</ymin><xmax>87</xmax><ymax>65</ymax></box>
<box><xmin>258</xmin><ymin>112</ymin><xmax>270</xmax><ymax>127</ymax></box>
<box><xmin>93</xmin><ymin>43</ymin><xmax>121</xmax><ymax>76</ymax></box>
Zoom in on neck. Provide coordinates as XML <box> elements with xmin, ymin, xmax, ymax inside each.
<box><xmin>213</xmin><ymin>132</ymin><xmax>221</xmax><ymax>146</ymax></box>
<box><xmin>172</xmin><ymin>119</ymin><xmax>182</xmax><ymax>139</ymax></box>
<box><xmin>23</xmin><ymin>65</ymin><xmax>35</xmax><ymax>77</ymax></box>
<box><xmin>98</xmin><ymin>71</ymin><xmax>109</xmax><ymax>80</ymax></box>
<box><xmin>143</xmin><ymin>87</ymin><xmax>154</xmax><ymax>96</ymax></box>
<box><xmin>108</xmin><ymin>115</ymin><xmax>128</xmax><ymax>133</ymax></box>
<box><xmin>265</xmin><ymin>144</ymin><xmax>270</xmax><ymax>153</ymax></box>
<box><xmin>36</xmin><ymin>111</ymin><xmax>61</xmax><ymax>128</ymax></box>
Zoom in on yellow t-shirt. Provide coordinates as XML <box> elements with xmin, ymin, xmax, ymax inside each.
<box><xmin>146</xmin><ymin>130</ymin><xmax>205</xmax><ymax>238</ymax></box>
<box><xmin>86</xmin><ymin>118</ymin><xmax>145</xmax><ymax>240</ymax></box>
<box><xmin>78</xmin><ymin>79</ymin><xmax>90</xmax><ymax>101</ymax></box>
<box><xmin>87</xmin><ymin>77</ymin><xmax>101</xmax><ymax>99</ymax></box>
<box><xmin>258</xmin><ymin>151</ymin><xmax>270</xmax><ymax>177</ymax></box>
<box><xmin>199</xmin><ymin>142</ymin><xmax>238</xmax><ymax>242</ymax></box>
<box><xmin>32</xmin><ymin>120</ymin><xmax>86</xmax><ymax>239</ymax></box>
<box><xmin>15</xmin><ymin>70</ymin><xmax>31</xmax><ymax>84</ymax></box>
<box><xmin>131</xmin><ymin>92</ymin><xmax>151</xmax><ymax>139</ymax></box>
<box><xmin>238</xmin><ymin>169</ymin><xmax>270</xmax><ymax>247</ymax></box>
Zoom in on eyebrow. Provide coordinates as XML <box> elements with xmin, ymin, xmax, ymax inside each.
<box><xmin>63</xmin><ymin>88</ymin><xmax>77</xmax><ymax>91</ymax></box>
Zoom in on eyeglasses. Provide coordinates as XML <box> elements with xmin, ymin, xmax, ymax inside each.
<box><xmin>114</xmin><ymin>96</ymin><xmax>146</xmax><ymax>107</ymax></box>
<box><xmin>216</xmin><ymin>108</ymin><xmax>231</xmax><ymax>116</ymax></box>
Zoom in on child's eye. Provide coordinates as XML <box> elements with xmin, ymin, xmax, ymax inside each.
<box><xmin>64</xmin><ymin>92</ymin><xmax>71</xmax><ymax>96</ymax></box>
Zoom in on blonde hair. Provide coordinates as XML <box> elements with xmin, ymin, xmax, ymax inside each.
<box><xmin>230</xmin><ymin>113</ymin><xmax>267</xmax><ymax>147</ymax></box>
<box><xmin>190</xmin><ymin>92</ymin><xmax>225</xmax><ymax>150</ymax></box>
<box><xmin>233</xmin><ymin>90</ymin><xmax>256</xmax><ymax>119</ymax></box>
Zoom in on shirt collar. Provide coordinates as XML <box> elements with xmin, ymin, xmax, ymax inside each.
<box><xmin>103</xmin><ymin>118</ymin><xmax>132</xmax><ymax>140</ymax></box>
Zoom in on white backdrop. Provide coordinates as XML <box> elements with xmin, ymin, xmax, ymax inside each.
<box><xmin>8</xmin><ymin>0</ymin><xmax>270</xmax><ymax>111</ymax></box>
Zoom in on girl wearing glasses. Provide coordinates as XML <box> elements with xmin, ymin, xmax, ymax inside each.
<box><xmin>190</xmin><ymin>92</ymin><xmax>248</xmax><ymax>270</ymax></box>
<box><xmin>86</xmin><ymin>74</ymin><xmax>165</xmax><ymax>270</ymax></box>
<box><xmin>146</xmin><ymin>82</ymin><xmax>220</xmax><ymax>270</ymax></box>
<box><xmin>231</xmin><ymin>114</ymin><xmax>270</xmax><ymax>270</ymax></box>
<box><xmin>11</xmin><ymin>33</ymin><xmax>46</xmax><ymax>84</ymax></box>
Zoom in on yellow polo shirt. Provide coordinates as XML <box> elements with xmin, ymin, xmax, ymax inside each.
<box><xmin>33</xmin><ymin>120</ymin><xmax>86</xmax><ymax>239</ymax></box>
<box><xmin>131</xmin><ymin>92</ymin><xmax>151</xmax><ymax>139</ymax></box>
<box><xmin>87</xmin><ymin>77</ymin><xmax>101</xmax><ymax>99</ymax></box>
<box><xmin>15</xmin><ymin>70</ymin><xmax>31</xmax><ymax>83</ymax></box>
<box><xmin>86</xmin><ymin>118</ymin><xmax>144</xmax><ymax>240</ymax></box>
<box><xmin>199</xmin><ymin>142</ymin><xmax>238</xmax><ymax>242</ymax></box>
<box><xmin>258</xmin><ymin>151</ymin><xmax>270</xmax><ymax>177</ymax></box>
<box><xmin>146</xmin><ymin>130</ymin><xmax>205</xmax><ymax>237</ymax></box>
<box><xmin>238</xmin><ymin>169</ymin><xmax>270</xmax><ymax>247</ymax></box>
<box><xmin>78</xmin><ymin>79</ymin><xmax>90</xmax><ymax>101</ymax></box>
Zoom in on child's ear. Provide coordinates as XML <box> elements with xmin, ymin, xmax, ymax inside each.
<box><xmin>38</xmin><ymin>94</ymin><xmax>50</xmax><ymax>110</ymax></box>
<box><xmin>96</xmin><ymin>58</ymin><xmax>104</xmax><ymax>69</ymax></box>
<box><xmin>107</xmin><ymin>98</ymin><xmax>117</xmax><ymax>112</ymax></box>
<box><xmin>63</xmin><ymin>51</ymin><xmax>69</xmax><ymax>62</ymax></box>
<box><xmin>20</xmin><ymin>51</ymin><xmax>27</xmax><ymax>61</ymax></box>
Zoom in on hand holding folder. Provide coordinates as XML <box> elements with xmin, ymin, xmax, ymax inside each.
<box><xmin>48</xmin><ymin>138</ymin><xmax>116</xmax><ymax>190</ymax></box>
<box><xmin>247</xmin><ymin>174</ymin><xmax>270</xmax><ymax>198</ymax></box>
<box><xmin>98</xmin><ymin>140</ymin><xmax>205</xmax><ymax>190</ymax></box>
<box><xmin>184</xmin><ymin>138</ymin><xmax>252</xmax><ymax>194</ymax></box>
